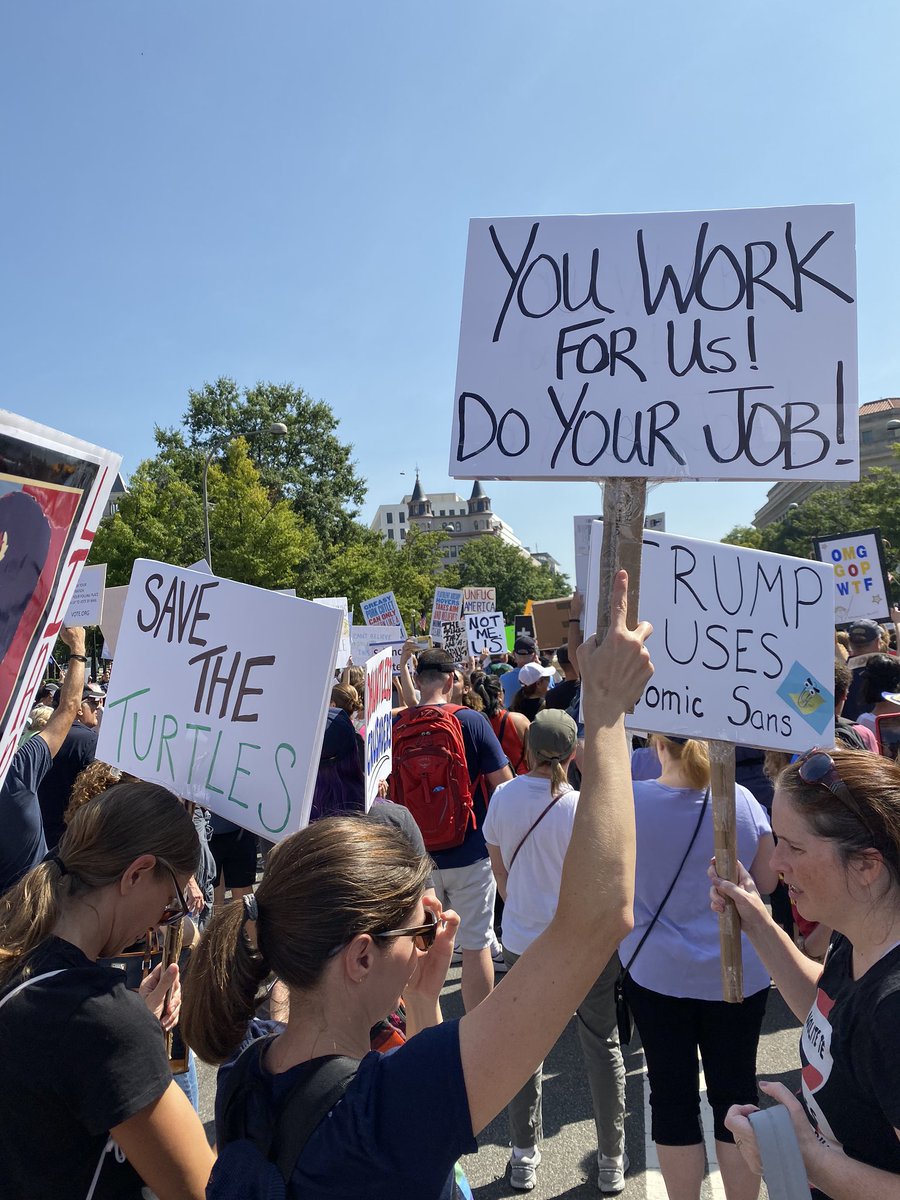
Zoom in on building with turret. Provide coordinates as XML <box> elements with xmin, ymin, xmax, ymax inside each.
<box><xmin>370</xmin><ymin>476</ymin><xmax>535</xmax><ymax>566</ymax></box>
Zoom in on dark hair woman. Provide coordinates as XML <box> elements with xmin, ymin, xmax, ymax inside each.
<box><xmin>471</xmin><ymin>670</ymin><xmax>530</xmax><ymax>775</ymax></box>
<box><xmin>0</xmin><ymin>782</ymin><xmax>213</xmax><ymax>1199</ymax></box>
<box><xmin>182</xmin><ymin>571</ymin><xmax>653</xmax><ymax>1199</ymax></box>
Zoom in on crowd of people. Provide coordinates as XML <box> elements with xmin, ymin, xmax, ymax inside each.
<box><xmin>2</xmin><ymin>594</ymin><xmax>900</xmax><ymax>1199</ymax></box>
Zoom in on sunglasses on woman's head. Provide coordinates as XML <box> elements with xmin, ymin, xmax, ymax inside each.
<box><xmin>797</xmin><ymin>749</ymin><xmax>875</xmax><ymax>837</ymax></box>
<box><xmin>374</xmin><ymin>908</ymin><xmax>440</xmax><ymax>951</ymax></box>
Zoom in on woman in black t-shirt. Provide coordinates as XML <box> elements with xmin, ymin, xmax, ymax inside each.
<box><xmin>711</xmin><ymin>749</ymin><xmax>900</xmax><ymax>1199</ymax></box>
<box><xmin>0</xmin><ymin>781</ymin><xmax>214</xmax><ymax>1200</ymax></box>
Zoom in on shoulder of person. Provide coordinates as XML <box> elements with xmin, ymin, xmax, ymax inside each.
<box><xmin>7</xmin><ymin>733</ymin><xmax>52</xmax><ymax>787</ymax></box>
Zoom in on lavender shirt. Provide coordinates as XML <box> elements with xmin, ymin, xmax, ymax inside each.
<box><xmin>619</xmin><ymin>780</ymin><xmax>772</xmax><ymax>1000</ymax></box>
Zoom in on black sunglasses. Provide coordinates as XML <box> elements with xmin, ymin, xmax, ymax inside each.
<box><xmin>157</xmin><ymin>858</ymin><xmax>190</xmax><ymax>926</ymax></box>
<box><xmin>374</xmin><ymin>908</ymin><xmax>440</xmax><ymax>951</ymax></box>
<box><xmin>797</xmin><ymin>749</ymin><xmax>875</xmax><ymax>838</ymax></box>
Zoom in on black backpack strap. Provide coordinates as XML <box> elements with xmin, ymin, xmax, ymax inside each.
<box><xmin>271</xmin><ymin>1055</ymin><xmax>359</xmax><ymax>1180</ymax></box>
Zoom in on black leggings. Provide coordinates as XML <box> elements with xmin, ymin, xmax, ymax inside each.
<box><xmin>625</xmin><ymin>975</ymin><xmax>768</xmax><ymax>1144</ymax></box>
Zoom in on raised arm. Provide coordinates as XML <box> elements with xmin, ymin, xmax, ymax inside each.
<box><xmin>397</xmin><ymin>640</ymin><xmax>419</xmax><ymax>710</ymax></box>
<box><xmin>37</xmin><ymin>627</ymin><xmax>86</xmax><ymax>758</ymax></box>
<box><xmin>460</xmin><ymin>570</ymin><xmax>652</xmax><ymax>1135</ymax></box>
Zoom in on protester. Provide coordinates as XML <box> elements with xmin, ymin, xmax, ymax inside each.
<box><xmin>37</xmin><ymin>677</ymin><xmax>105</xmax><ymax>850</ymax></box>
<box><xmin>853</xmin><ymin>653</ymin><xmax>900</xmax><ymax>737</ymax></box>
<box><xmin>181</xmin><ymin>569</ymin><xmax>652</xmax><ymax>1199</ymax></box>
<box><xmin>834</xmin><ymin>658</ymin><xmax>878</xmax><ymax>751</ymax></box>
<box><xmin>0</xmin><ymin>782</ymin><xmax>213</xmax><ymax>1199</ymax></box>
<box><xmin>843</xmin><ymin>620</ymin><xmax>890</xmax><ymax>720</ymax></box>
<box><xmin>621</xmin><ymin>734</ymin><xmax>778</xmax><ymax>1200</ymax></box>
<box><xmin>712</xmin><ymin>749</ymin><xmax>900</xmax><ymax>1197</ymax></box>
<box><xmin>209</xmin><ymin>812</ymin><xmax>258</xmax><ymax>909</ymax></box>
<box><xmin>500</xmin><ymin>634</ymin><xmax>542</xmax><ymax>707</ymax></box>
<box><xmin>0</xmin><ymin>627</ymin><xmax>89</xmax><ymax>894</ymax></box>
<box><xmin>392</xmin><ymin>647</ymin><xmax>512</xmax><ymax>1011</ymax></box>
<box><xmin>510</xmin><ymin>662</ymin><xmax>554</xmax><ymax>722</ymax></box>
<box><xmin>330</xmin><ymin>681</ymin><xmax>361</xmax><ymax>720</ymax></box>
<box><xmin>471</xmin><ymin>670</ymin><xmax>530</xmax><ymax>775</ymax></box>
<box><xmin>483</xmin><ymin>709</ymin><xmax>627</xmax><ymax>1193</ymax></box>
<box><xmin>544</xmin><ymin>645</ymin><xmax>579</xmax><ymax>711</ymax></box>
<box><xmin>20</xmin><ymin>704</ymin><xmax>54</xmax><ymax>742</ymax></box>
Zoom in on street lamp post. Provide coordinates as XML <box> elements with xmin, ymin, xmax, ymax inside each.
<box><xmin>202</xmin><ymin>422</ymin><xmax>288</xmax><ymax>571</ymax></box>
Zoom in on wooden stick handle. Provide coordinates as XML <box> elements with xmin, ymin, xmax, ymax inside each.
<box><xmin>710</xmin><ymin>739</ymin><xmax>743</xmax><ymax>1003</ymax></box>
<box><xmin>596</xmin><ymin>478</ymin><xmax>647</xmax><ymax>640</ymax></box>
<box><xmin>162</xmin><ymin>922</ymin><xmax>185</xmax><ymax>1059</ymax></box>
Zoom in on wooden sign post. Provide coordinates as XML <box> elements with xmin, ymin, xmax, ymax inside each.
<box><xmin>709</xmin><ymin>740</ymin><xmax>742</xmax><ymax>1002</ymax></box>
<box><xmin>597</xmin><ymin>479</ymin><xmax>647</xmax><ymax>641</ymax></box>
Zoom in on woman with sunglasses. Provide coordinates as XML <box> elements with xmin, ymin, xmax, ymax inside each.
<box><xmin>0</xmin><ymin>781</ymin><xmax>214</xmax><ymax>1199</ymax></box>
<box><xmin>711</xmin><ymin>748</ymin><xmax>900</xmax><ymax>1199</ymax></box>
<box><xmin>182</xmin><ymin>570</ymin><xmax>653</xmax><ymax>1200</ymax></box>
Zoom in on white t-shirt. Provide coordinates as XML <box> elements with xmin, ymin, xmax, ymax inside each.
<box><xmin>482</xmin><ymin>774</ymin><xmax>578</xmax><ymax>956</ymax></box>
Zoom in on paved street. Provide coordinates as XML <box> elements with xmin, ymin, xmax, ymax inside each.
<box><xmin>198</xmin><ymin>962</ymin><xmax>803</xmax><ymax>1199</ymax></box>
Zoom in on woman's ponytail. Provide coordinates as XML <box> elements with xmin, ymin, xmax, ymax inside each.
<box><xmin>0</xmin><ymin>859</ymin><xmax>67</xmax><ymax>987</ymax></box>
<box><xmin>181</xmin><ymin>898</ymin><xmax>270</xmax><ymax>1064</ymax></box>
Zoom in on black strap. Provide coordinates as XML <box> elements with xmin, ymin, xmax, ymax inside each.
<box><xmin>508</xmin><ymin>792</ymin><xmax>564</xmax><ymax>870</ymax></box>
<box><xmin>218</xmin><ymin>1036</ymin><xmax>358</xmax><ymax>1181</ymax></box>
<box><xmin>622</xmin><ymin>787</ymin><xmax>710</xmax><ymax>976</ymax></box>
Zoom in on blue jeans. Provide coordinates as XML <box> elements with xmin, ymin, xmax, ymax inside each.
<box><xmin>173</xmin><ymin>1050</ymin><xmax>199</xmax><ymax>1111</ymax></box>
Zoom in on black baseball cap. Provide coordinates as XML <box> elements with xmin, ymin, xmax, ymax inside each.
<box><xmin>514</xmin><ymin>635</ymin><xmax>537</xmax><ymax>653</ymax></box>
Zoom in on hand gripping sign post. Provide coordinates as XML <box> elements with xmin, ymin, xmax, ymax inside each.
<box><xmin>364</xmin><ymin>646</ymin><xmax>393</xmax><ymax>809</ymax></box>
<box><xmin>451</xmin><ymin>203</ymin><xmax>858</xmax><ymax>1001</ymax></box>
<box><xmin>97</xmin><ymin>560</ymin><xmax>342</xmax><ymax>841</ymax></box>
<box><xmin>0</xmin><ymin>411</ymin><xmax>121</xmax><ymax>789</ymax></box>
<box><xmin>583</xmin><ymin>519</ymin><xmax>835</xmax><ymax>997</ymax></box>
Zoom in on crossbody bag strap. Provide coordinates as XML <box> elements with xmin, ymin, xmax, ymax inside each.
<box><xmin>272</xmin><ymin>1054</ymin><xmax>359</xmax><ymax>1180</ymax></box>
<box><xmin>622</xmin><ymin>787</ymin><xmax>710</xmax><ymax>976</ymax></box>
<box><xmin>508</xmin><ymin>792</ymin><xmax>565</xmax><ymax>871</ymax></box>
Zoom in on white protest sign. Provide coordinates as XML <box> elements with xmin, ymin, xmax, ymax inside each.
<box><xmin>364</xmin><ymin>646</ymin><xmax>393</xmax><ymax>809</ymax></box>
<box><xmin>65</xmin><ymin>563</ymin><xmax>107</xmax><ymax>626</ymax></box>
<box><xmin>430</xmin><ymin>587</ymin><xmax>464</xmax><ymax>642</ymax></box>
<box><xmin>573</xmin><ymin>514</ymin><xmax>601</xmax><ymax>596</ymax></box>
<box><xmin>583</xmin><ymin>521</ymin><xmax>835</xmax><ymax>752</ymax></box>
<box><xmin>314</xmin><ymin>597</ymin><xmax>352</xmax><ymax>666</ymax></box>
<box><xmin>97</xmin><ymin>560</ymin><xmax>342</xmax><ymax>840</ymax></box>
<box><xmin>361</xmin><ymin>591</ymin><xmax>408</xmax><ymax>639</ymax></box>
<box><xmin>0</xmin><ymin>411</ymin><xmax>121</xmax><ymax>787</ymax></box>
<box><xmin>812</xmin><ymin>527</ymin><xmax>890</xmax><ymax>625</ymax></box>
<box><xmin>466</xmin><ymin>610</ymin><xmax>506</xmax><ymax>656</ymax></box>
<box><xmin>462</xmin><ymin>586</ymin><xmax>496</xmax><ymax>613</ymax></box>
<box><xmin>99</xmin><ymin>585</ymin><xmax>129</xmax><ymax>659</ymax></box>
<box><xmin>351</xmin><ymin>624</ymin><xmax>405</xmax><ymax>670</ymax></box>
<box><xmin>450</xmin><ymin>205</ymin><xmax>858</xmax><ymax>483</ymax></box>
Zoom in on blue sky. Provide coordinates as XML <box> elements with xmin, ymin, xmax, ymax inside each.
<box><xmin>2</xmin><ymin>1</ymin><xmax>897</xmax><ymax>582</ymax></box>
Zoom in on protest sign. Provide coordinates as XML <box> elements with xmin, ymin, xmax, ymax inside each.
<box><xmin>531</xmin><ymin>597</ymin><xmax>571</xmax><ymax>651</ymax></box>
<box><xmin>514</xmin><ymin>615</ymin><xmax>535</xmax><ymax>642</ymax></box>
<box><xmin>0</xmin><ymin>412</ymin><xmax>121</xmax><ymax>786</ymax></box>
<box><xmin>573</xmin><ymin>514</ymin><xmax>601</xmax><ymax>596</ymax></box>
<box><xmin>441</xmin><ymin>620</ymin><xmax>469</xmax><ymax>663</ymax></box>
<box><xmin>364</xmin><ymin>646</ymin><xmax>393</xmax><ymax>809</ymax></box>
<box><xmin>465</xmin><ymin>610</ymin><xmax>506</xmax><ymax>656</ymax></box>
<box><xmin>64</xmin><ymin>563</ymin><xmax>107</xmax><ymax>627</ymax></box>
<box><xmin>583</xmin><ymin>521</ymin><xmax>835</xmax><ymax>752</ymax></box>
<box><xmin>812</xmin><ymin>527</ymin><xmax>890</xmax><ymax>625</ymax></box>
<box><xmin>450</xmin><ymin>204</ymin><xmax>858</xmax><ymax>483</ymax></box>
<box><xmin>430</xmin><ymin>587</ymin><xmax>464</xmax><ymax>642</ymax></box>
<box><xmin>361</xmin><ymin>591</ymin><xmax>407</xmax><ymax>639</ymax></box>
<box><xmin>99</xmin><ymin>585</ymin><xmax>129</xmax><ymax>659</ymax></box>
<box><xmin>462</xmin><ymin>586</ymin><xmax>496</xmax><ymax>613</ymax></box>
<box><xmin>351</xmin><ymin>624</ymin><xmax>405</xmax><ymax>669</ymax></box>
<box><xmin>314</xmin><ymin>597</ymin><xmax>352</xmax><ymax>666</ymax></box>
<box><xmin>505</xmin><ymin>624</ymin><xmax>515</xmax><ymax>651</ymax></box>
<box><xmin>97</xmin><ymin>560</ymin><xmax>342</xmax><ymax>840</ymax></box>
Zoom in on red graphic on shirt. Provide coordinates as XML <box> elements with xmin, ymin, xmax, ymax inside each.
<box><xmin>801</xmin><ymin>987</ymin><xmax>840</xmax><ymax>1147</ymax></box>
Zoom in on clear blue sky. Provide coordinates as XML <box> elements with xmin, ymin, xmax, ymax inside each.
<box><xmin>2</xmin><ymin>1</ymin><xmax>897</xmax><ymax>582</ymax></box>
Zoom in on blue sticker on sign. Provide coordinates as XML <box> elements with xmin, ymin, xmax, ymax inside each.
<box><xmin>777</xmin><ymin>661</ymin><xmax>834</xmax><ymax>734</ymax></box>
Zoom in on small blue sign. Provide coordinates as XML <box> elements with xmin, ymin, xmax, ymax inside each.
<box><xmin>777</xmin><ymin>661</ymin><xmax>834</xmax><ymax>734</ymax></box>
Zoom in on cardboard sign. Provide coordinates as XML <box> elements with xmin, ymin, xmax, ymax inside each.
<box><xmin>430</xmin><ymin>587</ymin><xmax>464</xmax><ymax>643</ymax></box>
<box><xmin>313</xmin><ymin>597</ymin><xmax>352</xmax><ymax>667</ymax></box>
<box><xmin>364</xmin><ymin>646</ymin><xmax>393</xmax><ymax>809</ymax></box>
<box><xmin>462</xmin><ymin>586</ymin><xmax>497</xmax><ymax>614</ymax></box>
<box><xmin>0</xmin><ymin>411</ymin><xmax>121</xmax><ymax>787</ymax></box>
<box><xmin>450</xmin><ymin>205</ymin><xmax>858</xmax><ymax>483</ymax></box>
<box><xmin>361</xmin><ymin>591</ymin><xmax>407</xmax><ymax>639</ymax></box>
<box><xmin>466</xmin><ymin>610</ymin><xmax>506</xmax><ymax>656</ymax></box>
<box><xmin>531</xmin><ymin>597</ymin><xmax>571</xmax><ymax>651</ymax></box>
<box><xmin>583</xmin><ymin>522</ymin><xmax>835</xmax><ymax>752</ymax></box>
<box><xmin>441</xmin><ymin>621</ymin><xmax>469</xmax><ymax>663</ymax></box>
<box><xmin>812</xmin><ymin>527</ymin><xmax>890</xmax><ymax>625</ymax></box>
<box><xmin>64</xmin><ymin>563</ymin><xmax>107</xmax><ymax>626</ymax></box>
<box><xmin>351</xmin><ymin>624</ymin><xmax>405</xmax><ymax>670</ymax></box>
<box><xmin>97</xmin><ymin>560</ymin><xmax>342</xmax><ymax>840</ymax></box>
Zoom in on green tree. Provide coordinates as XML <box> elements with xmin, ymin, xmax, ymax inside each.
<box><xmin>154</xmin><ymin>377</ymin><xmax>367</xmax><ymax>545</ymax></box>
<box><xmin>90</xmin><ymin>439</ymin><xmax>315</xmax><ymax>589</ymax></box>
<box><xmin>447</xmin><ymin>538</ymin><xmax>570</xmax><ymax>617</ymax></box>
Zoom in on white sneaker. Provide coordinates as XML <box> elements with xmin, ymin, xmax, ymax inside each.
<box><xmin>491</xmin><ymin>943</ymin><xmax>509</xmax><ymax>974</ymax></box>
<box><xmin>509</xmin><ymin>1146</ymin><xmax>541</xmax><ymax>1191</ymax></box>
<box><xmin>598</xmin><ymin>1151</ymin><xmax>628</xmax><ymax>1193</ymax></box>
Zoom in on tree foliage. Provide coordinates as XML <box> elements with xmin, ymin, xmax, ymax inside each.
<box><xmin>445</xmin><ymin>537</ymin><xmax>570</xmax><ymax>616</ymax></box>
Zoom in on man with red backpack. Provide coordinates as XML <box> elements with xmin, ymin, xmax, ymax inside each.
<box><xmin>392</xmin><ymin>648</ymin><xmax>512</xmax><ymax>1012</ymax></box>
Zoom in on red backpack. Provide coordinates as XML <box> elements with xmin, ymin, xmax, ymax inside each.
<box><xmin>391</xmin><ymin>705</ymin><xmax>479</xmax><ymax>851</ymax></box>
